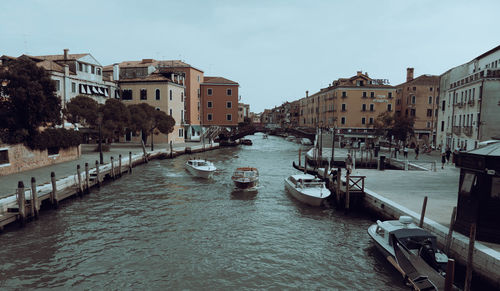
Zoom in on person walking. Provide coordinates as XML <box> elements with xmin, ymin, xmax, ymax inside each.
<box><xmin>441</xmin><ymin>147</ymin><xmax>446</xmax><ymax>169</ymax></box>
<box><xmin>445</xmin><ymin>146</ymin><xmax>451</xmax><ymax>164</ymax></box>
<box><xmin>403</xmin><ymin>145</ymin><xmax>408</xmax><ymax>159</ymax></box>
<box><xmin>415</xmin><ymin>145</ymin><xmax>420</xmax><ymax>160</ymax></box>
<box><xmin>345</xmin><ymin>153</ymin><xmax>353</xmax><ymax>175</ymax></box>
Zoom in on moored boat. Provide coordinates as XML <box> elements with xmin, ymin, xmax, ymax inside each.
<box><xmin>284</xmin><ymin>174</ymin><xmax>329</xmax><ymax>206</ymax></box>
<box><xmin>185</xmin><ymin>159</ymin><xmax>217</xmax><ymax>179</ymax></box>
<box><xmin>300</xmin><ymin>138</ymin><xmax>312</xmax><ymax>145</ymax></box>
<box><xmin>368</xmin><ymin>216</ymin><xmax>451</xmax><ymax>290</ymax></box>
<box><xmin>241</xmin><ymin>139</ymin><xmax>253</xmax><ymax>145</ymax></box>
<box><xmin>232</xmin><ymin>167</ymin><xmax>259</xmax><ymax>189</ymax></box>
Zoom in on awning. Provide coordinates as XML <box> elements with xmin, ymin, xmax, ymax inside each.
<box><xmin>80</xmin><ymin>84</ymin><xmax>87</xmax><ymax>94</ymax></box>
<box><xmin>98</xmin><ymin>87</ymin><xmax>104</xmax><ymax>95</ymax></box>
<box><xmin>92</xmin><ymin>86</ymin><xmax>99</xmax><ymax>94</ymax></box>
<box><xmin>87</xmin><ymin>85</ymin><xmax>93</xmax><ymax>94</ymax></box>
<box><xmin>104</xmin><ymin>88</ymin><xmax>109</xmax><ymax>97</ymax></box>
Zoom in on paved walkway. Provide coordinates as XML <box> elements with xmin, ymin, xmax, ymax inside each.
<box><xmin>0</xmin><ymin>142</ymin><xmax>202</xmax><ymax>198</ymax></box>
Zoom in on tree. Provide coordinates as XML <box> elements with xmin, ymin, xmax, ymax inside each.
<box><xmin>100</xmin><ymin>99</ymin><xmax>130</xmax><ymax>143</ymax></box>
<box><xmin>63</xmin><ymin>95</ymin><xmax>99</xmax><ymax>127</ymax></box>
<box><xmin>128</xmin><ymin>103</ymin><xmax>175</xmax><ymax>148</ymax></box>
<box><xmin>375</xmin><ymin>112</ymin><xmax>414</xmax><ymax>146</ymax></box>
<box><xmin>0</xmin><ymin>57</ymin><xmax>61</xmax><ymax>144</ymax></box>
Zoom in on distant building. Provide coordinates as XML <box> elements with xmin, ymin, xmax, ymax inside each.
<box><xmin>200</xmin><ymin>77</ymin><xmax>239</xmax><ymax>127</ymax></box>
<box><xmin>436</xmin><ymin>45</ymin><xmax>500</xmax><ymax>150</ymax></box>
<box><xmin>395</xmin><ymin>68</ymin><xmax>440</xmax><ymax>146</ymax></box>
<box><xmin>238</xmin><ymin>103</ymin><xmax>250</xmax><ymax>123</ymax></box>
<box><xmin>300</xmin><ymin>71</ymin><xmax>396</xmax><ymax>142</ymax></box>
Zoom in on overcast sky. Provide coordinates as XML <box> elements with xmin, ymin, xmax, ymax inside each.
<box><xmin>1</xmin><ymin>0</ymin><xmax>499</xmax><ymax>112</ymax></box>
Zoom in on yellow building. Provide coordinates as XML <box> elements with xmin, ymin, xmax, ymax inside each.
<box><xmin>118</xmin><ymin>71</ymin><xmax>186</xmax><ymax>144</ymax></box>
<box><xmin>300</xmin><ymin>71</ymin><xmax>396</xmax><ymax>141</ymax></box>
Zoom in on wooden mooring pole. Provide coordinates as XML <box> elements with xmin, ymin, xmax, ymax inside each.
<box><xmin>50</xmin><ymin>172</ymin><xmax>58</xmax><ymax>208</ymax></box>
<box><xmin>298</xmin><ymin>148</ymin><xmax>301</xmax><ymax>167</ymax></box>
<box><xmin>85</xmin><ymin>162</ymin><xmax>90</xmax><ymax>194</ymax></box>
<box><xmin>129</xmin><ymin>151</ymin><xmax>133</xmax><ymax>173</ymax></box>
<box><xmin>336</xmin><ymin>167</ymin><xmax>341</xmax><ymax>205</ymax></box>
<box><xmin>30</xmin><ymin>177</ymin><xmax>39</xmax><ymax>219</ymax></box>
<box><xmin>95</xmin><ymin>160</ymin><xmax>101</xmax><ymax>188</ymax></box>
<box><xmin>17</xmin><ymin>181</ymin><xmax>26</xmax><ymax>226</ymax></box>
<box><xmin>77</xmin><ymin>165</ymin><xmax>83</xmax><ymax>196</ymax></box>
<box><xmin>419</xmin><ymin>196</ymin><xmax>428</xmax><ymax>228</ymax></box>
<box><xmin>170</xmin><ymin>141</ymin><xmax>173</xmax><ymax>159</ymax></box>
<box><xmin>464</xmin><ymin>223</ymin><xmax>476</xmax><ymax>291</ymax></box>
<box><xmin>445</xmin><ymin>206</ymin><xmax>457</xmax><ymax>254</ymax></box>
<box><xmin>444</xmin><ymin>258</ymin><xmax>455</xmax><ymax>291</ymax></box>
<box><xmin>345</xmin><ymin>171</ymin><xmax>350</xmax><ymax>209</ymax></box>
<box><xmin>111</xmin><ymin>156</ymin><xmax>115</xmax><ymax>179</ymax></box>
<box><xmin>119</xmin><ymin>154</ymin><xmax>122</xmax><ymax>177</ymax></box>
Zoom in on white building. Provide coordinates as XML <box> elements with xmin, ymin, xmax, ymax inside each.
<box><xmin>437</xmin><ymin>45</ymin><xmax>500</xmax><ymax>150</ymax></box>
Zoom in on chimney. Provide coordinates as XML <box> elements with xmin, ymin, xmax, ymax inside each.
<box><xmin>63</xmin><ymin>49</ymin><xmax>69</xmax><ymax>60</ymax></box>
<box><xmin>407</xmin><ymin>68</ymin><xmax>414</xmax><ymax>82</ymax></box>
<box><xmin>306</xmin><ymin>90</ymin><xmax>309</xmax><ymax>98</ymax></box>
<box><xmin>357</xmin><ymin>71</ymin><xmax>362</xmax><ymax>76</ymax></box>
<box><xmin>113</xmin><ymin>63</ymin><xmax>120</xmax><ymax>81</ymax></box>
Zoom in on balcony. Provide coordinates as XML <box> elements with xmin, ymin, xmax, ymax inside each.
<box><xmin>452</xmin><ymin>126</ymin><xmax>461</xmax><ymax>135</ymax></box>
<box><xmin>341</xmin><ymin>95</ymin><xmax>347</xmax><ymax>99</ymax></box>
<box><xmin>468</xmin><ymin>100</ymin><xmax>475</xmax><ymax>107</ymax></box>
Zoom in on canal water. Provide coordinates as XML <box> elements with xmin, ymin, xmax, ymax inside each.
<box><xmin>0</xmin><ymin>134</ymin><xmax>407</xmax><ymax>290</ymax></box>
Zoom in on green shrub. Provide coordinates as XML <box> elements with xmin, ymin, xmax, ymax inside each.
<box><xmin>26</xmin><ymin>128</ymin><xmax>82</xmax><ymax>150</ymax></box>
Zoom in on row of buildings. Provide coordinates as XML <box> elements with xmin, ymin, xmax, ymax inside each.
<box><xmin>261</xmin><ymin>45</ymin><xmax>500</xmax><ymax>150</ymax></box>
<box><xmin>0</xmin><ymin>49</ymin><xmax>252</xmax><ymax>144</ymax></box>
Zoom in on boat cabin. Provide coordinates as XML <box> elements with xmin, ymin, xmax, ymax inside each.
<box><xmin>232</xmin><ymin>168</ymin><xmax>258</xmax><ymax>179</ymax></box>
<box><xmin>188</xmin><ymin>160</ymin><xmax>210</xmax><ymax>167</ymax></box>
<box><xmin>289</xmin><ymin>174</ymin><xmax>323</xmax><ymax>188</ymax></box>
<box><xmin>455</xmin><ymin>142</ymin><xmax>500</xmax><ymax>243</ymax></box>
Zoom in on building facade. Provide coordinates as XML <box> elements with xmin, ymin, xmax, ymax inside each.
<box><xmin>437</xmin><ymin>45</ymin><xmax>500</xmax><ymax>150</ymax></box>
<box><xmin>395</xmin><ymin>68</ymin><xmax>440</xmax><ymax>146</ymax></box>
<box><xmin>300</xmin><ymin>71</ymin><xmax>396</xmax><ymax>141</ymax></box>
<box><xmin>200</xmin><ymin>77</ymin><xmax>239</xmax><ymax>127</ymax></box>
<box><xmin>238</xmin><ymin>103</ymin><xmax>250</xmax><ymax>123</ymax></box>
<box><xmin>118</xmin><ymin>70</ymin><xmax>186</xmax><ymax>144</ymax></box>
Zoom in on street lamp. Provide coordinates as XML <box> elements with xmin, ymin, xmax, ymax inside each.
<box><xmin>97</xmin><ymin>112</ymin><xmax>103</xmax><ymax>164</ymax></box>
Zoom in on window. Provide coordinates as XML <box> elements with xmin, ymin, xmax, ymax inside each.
<box><xmin>341</xmin><ymin>117</ymin><xmax>346</xmax><ymax>125</ymax></box>
<box><xmin>122</xmin><ymin>89</ymin><xmax>133</xmax><ymax>100</ymax></box>
<box><xmin>207</xmin><ymin>113</ymin><xmax>213</xmax><ymax>121</ymax></box>
<box><xmin>208</xmin><ymin>101</ymin><xmax>213</xmax><ymax>108</ymax></box>
<box><xmin>441</xmin><ymin>121</ymin><xmax>445</xmax><ymax>132</ymax></box>
<box><xmin>226</xmin><ymin>101</ymin><xmax>232</xmax><ymax>108</ymax></box>
<box><xmin>47</xmin><ymin>147</ymin><xmax>59</xmax><ymax>156</ymax></box>
<box><xmin>388</xmin><ymin>92</ymin><xmax>392</xmax><ymax>99</ymax></box>
<box><xmin>208</xmin><ymin>88</ymin><xmax>213</xmax><ymax>96</ymax></box>
<box><xmin>413</xmin><ymin>86</ymin><xmax>416</xmax><ymax>91</ymax></box>
<box><xmin>342</xmin><ymin>91</ymin><xmax>347</xmax><ymax>98</ymax></box>
<box><xmin>362</xmin><ymin>92</ymin><xmax>367</xmax><ymax>98</ymax></box>
<box><xmin>341</xmin><ymin>104</ymin><xmax>346</xmax><ymax>111</ymax></box>
<box><xmin>226</xmin><ymin>114</ymin><xmax>232</xmax><ymax>121</ymax></box>
<box><xmin>430</xmin><ymin>87</ymin><xmax>433</xmax><ymax>91</ymax></box>
<box><xmin>71</xmin><ymin>82</ymin><xmax>76</xmax><ymax>93</ymax></box>
<box><xmin>370</xmin><ymin>92</ymin><xmax>374</xmax><ymax>98</ymax></box>
<box><xmin>181</xmin><ymin>92</ymin><xmax>184</xmax><ymax>102</ymax></box>
<box><xmin>197</xmin><ymin>75</ymin><xmax>200</xmax><ymax>82</ymax></box>
<box><xmin>410</xmin><ymin>109</ymin><xmax>416</xmax><ymax>116</ymax></box>
<box><xmin>0</xmin><ymin>149</ymin><xmax>9</xmax><ymax>165</ymax></box>
<box><xmin>362</xmin><ymin>104</ymin><xmax>366</xmax><ymax>111</ymax></box>
<box><xmin>55</xmin><ymin>80</ymin><xmax>60</xmax><ymax>91</ymax></box>
<box><xmin>411</xmin><ymin>96</ymin><xmax>416</xmax><ymax>104</ymax></box>
<box><xmin>91</xmin><ymin>65</ymin><xmax>95</xmax><ymax>74</ymax></box>
<box><xmin>140</xmin><ymin>89</ymin><xmax>147</xmax><ymax>100</ymax></box>
<box><xmin>428</xmin><ymin>96</ymin><xmax>433</xmax><ymax>104</ymax></box>
<box><xmin>369</xmin><ymin>104</ymin><xmax>374</xmax><ymax>111</ymax></box>
<box><xmin>227</xmin><ymin>89</ymin><xmax>232</xmax><ymax>96</ymax></box>
<box><xmin>396</xmin><ymin>99</ymin><xmax>401</xmax><ymax>105</ymax></box>
<box><xmin>178</xmin><ymin>128</ymin><xmax>184</xmax><ymax>138</ymax></box>
<box><xmin>169</xmin><ymin>90</ymin><xmax>173</xmax><ymax>100</ymax></box>
<box><xmin>156</xmin><ymin>89</ymin><xmax>160</xmax><ymax>100</ymax></box>
<box><xmin>362</xmin><ymin>117</ymin><xmax>366</xmax><ymax>125</ymax></box>
<box><xmin>78</xmin><ymin>62</ymin><xmax>83</xmax><ymax>71</ymax></box>
<box><xmin>427</xmin><ymin>109</ymin><xmax>432</xmax><ymax>117</ymax></box>
<box><xmin>97</xmin><ymin>68</ymin><xmax>101</xmax><ymax>75</ymax></box>
<box><xmin>427</xmin><ymin>122</ymin><xmax>431</xmax><ymax>128</ymax></box>
<box><xmin>169</xmin><ymin>109</ymin><xmax>173</xmax><ymax>116</ymax></box>
<box><xmin>387</xmin><ymin>104</ymin><xmax>392</xmax><ymax>112</ymax></box>
<box><xmin>369</xmin><ymin>117</ymin><xmax>374</xmax><ymax>124</ymax></box>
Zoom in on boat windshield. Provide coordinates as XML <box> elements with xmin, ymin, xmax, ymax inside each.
<box><xmin>297</xmin><ymin>179</ymin><xmax>323</xmax><ymax>187</ymax></box>
<box><xmin>234</xmin><ymin>171</ymin><xmax>256</xmax><ymax>177</ymax></box>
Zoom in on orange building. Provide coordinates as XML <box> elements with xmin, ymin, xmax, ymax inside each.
<box><xmin>395</xmin><ymin>68</ymin><xmax>440</xmax><ymax>146</ymax></box>
<box><xmin>200</xmin><ymin>77</ymin><xmax>239</xmax><ymax>126</ymax></box>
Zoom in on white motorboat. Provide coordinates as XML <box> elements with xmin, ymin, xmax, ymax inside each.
<box><xmin>285</xmin><ymin>135</ymin><xmax>296</xmax><ymax>142</ymax></box>
<box><xmin>262</xmin><ymin>134</ymin><xmax>268</xmax><ymax>139</ymax></box>
<box><xmin>300</xmin><ymin>138</ymin><xmax>312</xmax><ymax>145</ymax></box>
<box><xmin>232</xmin><ymin>167</ymin><xmax>259</xmax><ymax>189</ymax></box>
<box><xmin>368</xmin><ymin>216</ymin><xmax>449</xmax><ymax>276</ymax></box>
<box><xmin>185</xmin><ymin>159</ymin><xmax>216</xmax><ymax>179</ymax></box>
<box><xmin>284</xmin><ymin>174</ymin><xmax>330</xmax><ymax>206</ymax></box>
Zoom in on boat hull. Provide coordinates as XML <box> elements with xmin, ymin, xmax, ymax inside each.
<box><xmin>233</xmin><ymin>179</ymin><xmax>258</xmax><ymax>189</ymax></box>
<box><xmin>185</xmin><ymin>165</ymin><xmax>215</xmax><ymax>179</ymax></box>
<box><xmin>284</xmin><ymin>179</ymin><xmax>326</xmax><ymax>206</ymax></box>
<box><xmin>367</xmin><ymin>224</ymin><xmax>394</xmax><ymax>258</ymax></box>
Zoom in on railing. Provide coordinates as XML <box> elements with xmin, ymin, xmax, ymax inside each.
<box><xmin>348</xmin><ymin>175</ymin><xmax>366</xmax><ymax>192</ymax></box>
<box><xmin>463</xmin><ymin>126</ymin><xmax>473</xmax><ymax>137</ymax></box>
<box><xmin>453</xmin><ymin>126</ymin><xmax>461</xmax><ymax>135</ymax></box>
